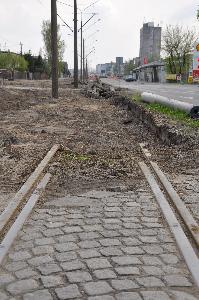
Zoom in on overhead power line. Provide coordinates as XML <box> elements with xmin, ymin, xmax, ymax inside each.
<box><xmin>57</xmin><ymin>13</ymin><xmax>73</xmax><ymax>32</ymax></box>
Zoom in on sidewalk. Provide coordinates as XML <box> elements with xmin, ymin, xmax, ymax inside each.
<box><xmin>0</xmin><ymin>184</ymin><xmax>198</xmax><ymax>300</ymax></box>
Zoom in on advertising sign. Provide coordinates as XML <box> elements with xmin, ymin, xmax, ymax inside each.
<box><xmin>193</xmin><ymin>42</ymin><xmax>199</xmax><ymax>82</ymax></box>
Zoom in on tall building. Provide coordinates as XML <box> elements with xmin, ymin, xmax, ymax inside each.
<box><xmin>139</xmin><ymin>22</ymin><xmax>161</xmax><ymax>65</ymax></box>
<box><xmin>115</xmin><ymin>57</ymin><xmax>124</xmax><ymax>75</ymax></box>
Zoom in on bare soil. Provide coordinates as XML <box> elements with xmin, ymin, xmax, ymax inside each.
<box><xmin>0</xmin><ymin>79</ymin><xmax>198</xmax><ymax>215</ymax></box>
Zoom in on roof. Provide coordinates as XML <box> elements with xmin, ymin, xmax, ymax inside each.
<box><xmin>134</xmin><ymin>61</ymin><xmax>165</xmax><ymax>71</ymax></box>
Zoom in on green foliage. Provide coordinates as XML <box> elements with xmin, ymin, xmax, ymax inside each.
<box><xmin>23</xmin><ymin>53</ymin><xmax>45</xmax><ymax>73</ymax></box>
<box><xmin>63</xmin><ymin>152</ymin><xmax>90</xmax><ymax>161</ymax></box>
<box><xmin>146</xmin><ymin>103</ymin><xmax>199</xmax><ymax>128</ymax></box>
<box><xmin>41</xmin><ymin>20</ymin><xmax>65</xmax><ymax>76</ymax></box>
<box><xmin>0</xmin><ymin>52</ymin><xmax>28</xmax><ymax>71</ymax></box>
<box><xmin>124</xmin><ymin>60</ymin><xmax>136</xmax><ymax>75</ymax></box>
<box><xmin>162</xmin><ymin>25</ymin><xmax>196</xmax><ymax>76</ymax></box>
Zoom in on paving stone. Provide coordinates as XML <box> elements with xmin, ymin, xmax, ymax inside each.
<box><xmin>23</xmin><ymin>289</ymin><xmax>53</xmax><ymax>300</ymax></box>
<box><xmin>103</xmin><ymin>218</ymin><xmax>122</xmax><ymax>224</ymax></box>
<box><xmin>9</xmin><ymin>250</ymin><xmax>32</xmax><ymax>261</ymax></box>
<box><xmin>142</xmin><ymin>266</ymin><xmax>164</xmax><ymax>275</ymax></box>
<box><xmin>94</xmin><ymin>269</ymin><xmax>117</xmax><ymax>279</ymax></box>
<box><xmin>141</xmin><ymin>256</ymin><xmax>163</xmax><ymax>265</ymax></box>
<box><xmin>122</xmin><ymin>237</ymin><xmax>142</xmax><ymax>246</ymax></box>
<box><xmin>144</xmin><ymin>222</ymin><xmax>163</xmax><ymax>228</ymax></box>
<box><xmin>142</xmin><ymin>245</ymin><xmax>163</xmax><ymax>254</ymax></box>
<box><xmin>112</xmin><ymin>256</ymin><xmax>142</xmax><ymax>265</ymax></box>
<box><xmin>99</xmin><ymin>238</ymin><xmax>121</xmax><ymax>247</ymax></box>
<box><xmin>32</xmin><ymin>245</ymin><xmax>54</xmax><ymax>255</ymax></box>
<box><xmin>55</xmin><ymin>251</ymin><xmax>77</xmax><ymax>262</ymax></box>
<box><xmin>78</xmin><ymin>232</ymin><xmax>100</xmax><ymax>240</ymax></box>
<box><xmin>100</xmin><ymin>247</ymin><xmax>123</xmax><ymax>257</ymax></box>
<box><xmin>56</xmin><ymin>234</ymin><xmax>78</xmax><ymax>243</ymax></box>
<box><xmin>15</xmin><ymin>268</ymin><xmax>38</xmax><ymax>279</ymax></box>
<box><xmin>83</xmin><ymin>281</ymin><xmax>113</xmax><ymax>295</ymax></box>
<box><xmin>5</xmin><ymin>261</ymin><xmax>28</xmax><ymax>272</ymax></box>
<box><xmin>67</xmin><ymin>219</ymin><xmax>85</xmax><ymax>226</ymax></box>
<box><xmin>6</xmin><ymin>279</ymin><xmax>39</xmax><ymax>295</ymax></box>
<box><xmin>170</xmin><ymin>291</ymin><xmax>198</xmax><ymax>300</ymax></box>
<box><xmin>121</xmin><ymin>217</ymin><xmax>140</xmax><ymax>223</ymax></box>
<box><xmin>41</xmin><ymin>275</ymin><xmax>64</xmax><ymax>287</ymax></box>
<box><xmin>88</xmin><ymin>296</ymin><xmax>115</xmax><ymax>300</ymax></box>
<box><xmin>79</xmin><ymin>249</ymin><xmax>101</xmax><ymax>259</ymax></box>
<box><xmin>43</xmin><ymin>228</ymin><xmax>64</xmax><ymax>237</ymax></box>
<box><xmin>141</xmin><ymin>291</ymin><xmax>171</xmax><ymax>300</ymax></box>
<box><xmin>136</xmin><ymin>276</ymin><xmax>164</xmax><ymax>287</ymax></box>
<box><xmin>55</xmin><ymin>284</ymin><xmax>81</xmax><ymax>299</ymax></box>
<box><xmin>104</xmin><ymin>212</ymin><xmax>122</xmax><ymax>218</ymax></box>
<box><xmin>122</xmin><ymin>246</ymin><xmax>144</xmax><ymax>255</ymax></box>
<box><xmin>103</xmin><ymin>224</ymin><xmax>122</xmax><ymax>230</ymax></box>
<box><xmin>139</xmin><ymin>229</ymin><xmax>157</xmax><ymax>236</ymax></box>
<box><xmin>83</xmin><ymin>225</ymin><xmax>103</xmax><ymax>232</ymax></box>
<box><xmin>162</xmin><ymin>243</ymin><xmax>177</xmax><ymax>253</ymax></box>
<box><xmin>78</xmin><ymin>240</ymin><xmax>100</xmax><ymax>248</ymax></box>
<box><xmin>15</xmin><ymin>241</ymin><xmax>34</xmax><ymax>251</ymax></box>
<box><xmin>55</xmin><ymin>242</ymin><xmax>79</xmax><ymax>252</ymax></box>
<box><xmin>111</xmin><ymin>279</ymin><xmax>138</xmax><ymax>290</ymax></box>
<box><xmin>0</xmin><ymin>274</ymin><xmax>15</xmax><ymax>286</ymax></box>
<box><xmin>67</xmin><ymin>213</ymin><xmax>84</xmax><ymax>219</ymax></box>
<box><xmin>28</xmin><ymin>255</ymin><xmax>53</xmax><ymax>267</ymax></box>
<box><xmin>21</xmin><ymin>232</ymin><xmax>43</xmax><ymax>241</ymax></box>
<box><xmin>37</xmin><ymin>263</ymin><xmax>61</xmax><ymax>275</ymax></box>
<box><xmin>164</xmin><ymin>275</ymin><xmax>192</xmax><ymax>286</ymax></box>
<box><xmin>45</xmin><ymin>222</ymin><xmax>65</xmax><ymax>228</ymax></box>
<box><xmin>139</xmin><ymin>236</ymin><xmax>158</xmax><ymax>243</ymax></box>
<box><xmin>66</xmin><ymin>271</ymin><xmax>92</xmax><ymax>283</ymax></box>
<box><xmin>123</xmin><ymin>223</ymin><xmax>142</xmax><ymax>229</ymax></box>
<box><xmin>61</xmin><ymin>260</ymin><xmax>85</xmax><ymax>271</ymax></box>
<box><xmin>119</xmin><ymin>229</ymin><xmax>139</xmax><ymax>237</ymax></box>
<box><xmin>35</xmin><ymin>237</ymin><xmax>55</xmax><ymax>246</ymax></box>
<box><xmin>85</xmin><ymin>218</ymin><xmax>102</xmax><ymax>225</ymax></box>
<box><xmin>115</xmin><ymin>267</ymin><xmax>140</xmax><ymax>275</ymax></box>
<box><xmin>116</xmin><ymin>292</ymin><xmax>142</xmax><ymax>300</ymax></box>
<box><xmin>162</xmin><ymin>266</ymin><xmax>187</xmax><ymax>274</ymax></box>
<box><xmin>100</xmin><ymin>230</ymin><xmax>120</xmax><ymax>238</ymax></box>
<box><xmin>160</xmin><ymin>254</ymin><xmax>179</xmax><ymax>264</ymax></box>
<box><xmin>86</xmin><ymin>258</ymin><xmax>112</xmax><ymax>269</ymax></box>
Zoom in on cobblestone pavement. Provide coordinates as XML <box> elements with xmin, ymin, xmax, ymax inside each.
<box><xmin>0</xmin><ymin>184</ymin><xmax>199</xmax><ymax>299</ymax></box>
<box><xmin>169</xmin><ymin>172</ymin><xmax>199</xmax><ymax>225</ymax></box>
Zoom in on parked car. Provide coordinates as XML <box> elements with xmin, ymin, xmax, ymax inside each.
<box><xmin>125</xmin><ymin>74</ymin><xmax>136</xmax><ymax>82</ymax></box>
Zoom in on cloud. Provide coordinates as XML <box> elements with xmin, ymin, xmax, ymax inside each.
<box><xmin>0</xmin><ymin>0</ymin><xmax>197</xmax><ymax>68</ymax></box>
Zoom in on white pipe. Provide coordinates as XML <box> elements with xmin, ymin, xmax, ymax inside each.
<box><xmin>141</xmin><ymin>92</ymin><xmax>199</xmax><ymax>119</ymax></box>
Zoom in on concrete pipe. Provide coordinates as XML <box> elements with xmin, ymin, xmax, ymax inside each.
<box><xmin>141</xmin><ymin>92</ymin><xmax>199</xmax><ymax>119</ymax></box>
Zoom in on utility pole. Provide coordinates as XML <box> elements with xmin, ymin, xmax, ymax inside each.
<box><xmin>86</xmin><ymin>58</ymin><xmax>88</xmax><ymax>80</ymax></box>
<box><xmin>80</xmin><ymin>17</ymin><xmax>83</xmax><ymax>82</ymax></box>
<box><xmin>19</xmin><ymin>42</ymin><xmax>23</xmax><ymax>56</ymax></box>
<box><xmin>74</xmin><ymin>0</ymin><xmax>78</xmax><ymax>88</ymax></box>
<box><xmin>83</xmin><ymin>38</ymin><xmax>85</xmax><ymax>82</ymax></box>
<box><xmin>51</xmin><ymin>0</ymin><xmax>58</xmax><ymax>98</ymax></box>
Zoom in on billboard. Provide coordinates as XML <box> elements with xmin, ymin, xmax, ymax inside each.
<box><xmin>193</xmin><ymin>42</ymin><xmax>199</xmax><ymax>82</ymax></box>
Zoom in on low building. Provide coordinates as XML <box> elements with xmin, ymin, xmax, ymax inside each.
<box><xmin>134</xmin><ymin>61</ymin><xmax>165</xmax><ymax>83</ymax></box>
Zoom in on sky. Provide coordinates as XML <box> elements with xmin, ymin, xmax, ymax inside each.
<box><xmin>0</xmin><ymin>0</ymin><xmax>198</xmax><ymax>69</ymax></box>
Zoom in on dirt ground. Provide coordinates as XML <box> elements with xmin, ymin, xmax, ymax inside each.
<box><xmin>0</xmin><ymin>79</ymin><xmax>198</xmax><ymax>216</ymax></box>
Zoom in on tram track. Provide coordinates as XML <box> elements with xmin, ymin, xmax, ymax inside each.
<box><xmin>0</xmin><ymin>141</ymin><xmax>198</xmax><ymax>291</ymax></box>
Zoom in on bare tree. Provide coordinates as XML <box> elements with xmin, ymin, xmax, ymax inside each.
<box><xmin>162</xmin><ymin>25</ymin><xmax>196</xmax><ymax>76</ymax></box>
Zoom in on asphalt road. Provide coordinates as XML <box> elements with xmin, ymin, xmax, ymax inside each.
<box><xmin>101</xmin><ymin>78</ymin><xmax>199</xmax><ymax>106</ymax></box>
